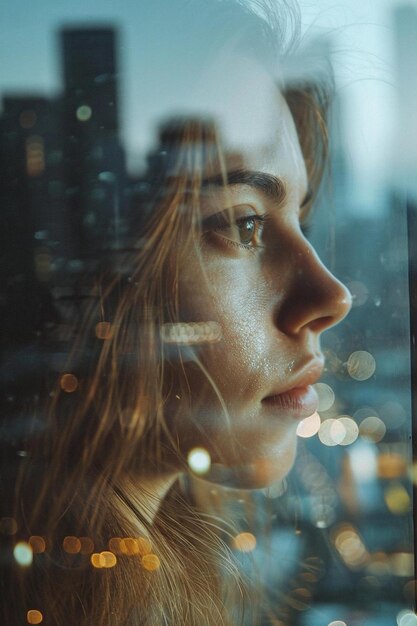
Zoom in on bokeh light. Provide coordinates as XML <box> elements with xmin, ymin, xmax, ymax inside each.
<box><xmin>90</xmin><ymin>551</ymin><xmax>117</xmax><ymax>568</ymax></box>
<box><xmin>79</xmin><ymin>537</ymin><xmax>94</xmax><ymax>554</ymax></box>
<box><xmin>329</xmin><ymin>419</ymin><xmax>346</xmax><ymax>445</ymax></box>
<box><xmin>367</xmin><ymin>552</ymin><xmax>391</xmax><ymax>576</ymax></box>
<box><xmin>137</xmin><ymin>537</ymin><xmax>152</xmax><ymax>556</ymax></box>
<box><xmin>28</xmin><ymin>536</ymin><xmax>46</xmax><ymax>554</ymax></box>
<box><xmin>120</xmin><ymin>538</ymin><xmax>140</xmax><ymax>555</ymax></box>
<box><xmin>108</xmin><ymin>537</ymin><xmax>122</xmax><ymax>554</ymax></box>
<box><xmin>347</xmin><ymin>350</ymin><xmax>376</xmax><ymax>381</ymax></box>
<box><xmin>328</xmin><ymin>621</ymin><xmax>347</xmax><ymax>626</ymax></box>
<box><xmin>100</xmin><ymin>551</ymin><xmax>117</xmax><ymax>568</ymax></box>
<box><xmin>60</xmin><ymin>373</ymin><xmax>78</xmax><ymax>393</ymax></box>
<box><xmin>297</xmin><ymin>412</ymin><xmax>321</xmax><ymax>438</ymax></box>
<box><xmin>331</xmin><ymin>523</ymin><xmax>369</xmax><ymax>569</ymax></box>
<box><xmin>14</xmin><ymin>541</ymin><xmax>33</xmax><ymax>567</ymax></box>
<box><xmin>378</xmin><ymin>453</ymin><xmax>408</xmax><ymax>479</ymax></box>
<box><xmin>359</xmin><ymin>415</ymin><xmax>386</xmax><ymax>442</ymax></box>
<box><xmin>318</xmin><ymin>416</ymin><xmax>359</xmax><ymax>447</ymax></box>
<box><xmin>161</xmin><ymin>321</ymin><xmax>222</xmax><ymax>344</ymax></box>
<box><xmin>384</xmin><ymin>483</ymin><xmax>411</xmax><ymax>514</ymax></box>
<box><xmin>187</xmin><ymin>447</ymin><xmax>211</xmax><ymax>474</ymax></box>
<box><xmin>318</xmin><ymin>419</ymin><xmax>338</xmax><ymax>446</ymax></box>
<box><xmin>142</xmin><ymin>554</ymin><xmax>160</xmax><ymax>571</ymax></box>
<box><xmin>26</xmin><ymin>135</ymin><xmax>45</xmax><ymax>177</ymax></box>
<box><xmin>91</xmin><ymin>553</ymin><xmax>105</xmax><ymax>568</ymax></box>
<box><xmin>391</xmin><ymin>553</ymin><xmax>414</xmax><ymax>577</ymax></box>
<box><xmin>318</xmin><ymin>418</ymin><xmax>345</xmax><ymax>446</ymax></box>
<box><xmin>63</xmin><ymin>536</ymin><xmax>81</xmax><ymax>554</ymax></box>
<box><xmin>27</xmin><ymin>610</ymin><xmax>43</xmax><ymax>624</ymax></box>
<box><xmin>337</xmin><ymin>416</ymin><xmax>359</xmax><ymax>446</ymax></box>
<box><xmin>113</xmin><ymin>536</ymin><xmax>151</xmax><ymax>556</ymax></box>
<box><xmin>76</xmin><ymin>105</ymin><xmax>92</xmax><ymax>121</ymax></box>
<box><xmin>233</xmin><ymin>532</ymin><xmax>257</xmax><ymax>552</ymax></box>
<box><xmin>314</xmin><ymin>383</ymin><xmax>335</xmax><ymax>411</ymax></box>
<box><xmin>347</xmin><ymin>280</ymin><xmax>369</xmax><ymax>307</ymax></box>
<box><xmin>312</xmin><ymin>503</ymin><xmax>336</xmax><ymax>529</ymax></box>
<box><xmin>397</xmin><ymin>609</ymin><xmax>417</xmax><ymax>626</ymax></box>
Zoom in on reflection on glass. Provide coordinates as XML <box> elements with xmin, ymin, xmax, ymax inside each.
<box><xmin>0</xmin><ymin>0</ymin><xmax>414</xmax><ymax>625</ymax></box>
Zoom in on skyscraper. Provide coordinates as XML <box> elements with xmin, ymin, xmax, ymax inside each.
<box><xmin>61</xmin><ymin>27</ymin><xmax>125</xmax><ymax>255</ymax></box>
<box><xmin>0</xmin><ymin>95</ymin><xmax>65</xmax><ymax>345</ymax></box>
<box><xmin>62</xmin><ymin>28</ymin><xmax>119</xmax><ymax>134</ymax></box>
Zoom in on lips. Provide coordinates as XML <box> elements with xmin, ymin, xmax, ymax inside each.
<box><xmin>262</xmin><ymin>385</ymin><xmax>319</xmax><ymax>420</ymax></box>
<box><xmin>262</xmin><ymin>358</ymin><xmax>324</xmax><ymax>421</ymax></box>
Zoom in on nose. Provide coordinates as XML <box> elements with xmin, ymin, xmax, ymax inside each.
<box><xmin>276</xmin><ymin>241</ymin><xmax>352</xmax><ymax>336</ymax></box>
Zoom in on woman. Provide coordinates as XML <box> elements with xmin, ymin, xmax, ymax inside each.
<box><xmin>3</xmin><ymin>0</ymin><xmax>351</xmax><ymax>624</ymax></box>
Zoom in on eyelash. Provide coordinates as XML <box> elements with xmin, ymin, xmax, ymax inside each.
<box><xmin>202</xmin><ymin>211</ymin><xmax>311</xmax><ymax>252</ymax></box>
<box><xmin>212</xmin><ymin>214</ymin><xmax>267</xmax><ymax>251</ymax></box>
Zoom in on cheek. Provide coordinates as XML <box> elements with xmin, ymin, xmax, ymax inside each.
<box><xmin>179</xmin><ymin>259</ymin><xmax>266</xmax><ymax>368</ymax></box>
<box><xmin>169</xmin><ymin>255</ymin><xmax>301</xmax><ymax>485</ymax></box>
<box><xmin>177</xmin><ymin>255</ymin><xmax>290</xmax><ymax>403</ymax></box>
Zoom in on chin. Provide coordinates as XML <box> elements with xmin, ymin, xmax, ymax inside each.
<box><xmin>201</xmin><ymin>444</ymin><xmax>297</xmax><ymax>490</ymax></box>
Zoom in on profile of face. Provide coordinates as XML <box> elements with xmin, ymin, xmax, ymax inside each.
<box><xmin>159</xmin><ymin>52</ymin><xmax>352</xmax><ymax>489</ymax></box>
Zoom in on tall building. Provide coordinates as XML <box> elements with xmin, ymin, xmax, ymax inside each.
<box><xmin>0</xmin><ymin>95</ymin><xmax>65</xmax><ymax>346</ymax></box>
<box><xmin>61</xmin><ymin>27</ymin><xmax>126</xmax><ymax>255</ymax></box>
<box><xmin>62</xmin><ymin>28</ymin><xmax>119</xmax><ymax>134</ymax></box>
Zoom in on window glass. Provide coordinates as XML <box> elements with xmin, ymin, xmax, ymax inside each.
<box><xmin>0</xmin><ymin>2</ymin><xmax>414</xmax><ymax>625</ymax></box>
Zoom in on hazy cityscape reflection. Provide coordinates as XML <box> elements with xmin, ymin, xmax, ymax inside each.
<box><xmin>0</xmin><ymin>10</ymin><xmax>415</xmax><ymax>626</ymax></box>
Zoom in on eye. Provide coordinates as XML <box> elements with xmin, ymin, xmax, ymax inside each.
<box><xmin>201</xmin><ymin>207</ymin><xmax>267</xmax><ymax>251</ymax></box>
<box><xmin>233</xmin><ymin>215</ymin><xmax>265</xmax><ymax>247</ymax></box>
<box><xmin>201</xmin><ymin>210</ymin><xmax>266</xmax><ymax>251</ymax></box>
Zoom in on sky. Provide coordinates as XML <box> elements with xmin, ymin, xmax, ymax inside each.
<box><xmin>1</xmin><ymin>0</ymin><xmax>416</xmax><ymax>210</ymax></box>
<box><xmin>298</xmin><ymin>0</ymin><xmax>414</xmax><ymax>210</ymax></box>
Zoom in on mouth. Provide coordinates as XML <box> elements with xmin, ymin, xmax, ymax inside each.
<box><xmin>262</xmin><ymin>359</ymin><xmax>324</xmax><ymax>421</ymax></box>
<box><xmin>262</xmin><ymin>385</ymin><xmax>319</xmax><ymax>420</ymax></box>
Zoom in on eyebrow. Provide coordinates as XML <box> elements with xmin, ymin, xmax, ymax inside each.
<box><xmin>201</xmin><ymin>169</ymin><xmax>287</xmax><ymax>205</ymax></box>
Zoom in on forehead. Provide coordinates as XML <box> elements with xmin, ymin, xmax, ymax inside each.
<box><xmin>192</xmin><ymin>51</ymin><xmax>308</xmax><ymax>195</ymax></box>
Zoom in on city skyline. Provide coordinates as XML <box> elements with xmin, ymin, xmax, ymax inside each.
<box><xmin>0</xmin><ymin>0</ymin><xmax>411</xmax><ymax>212</ymax></box>
<box><xmin>0</xmin><ymin>14</ymin><xmax>413</xmax><ymax>623</ymax></box>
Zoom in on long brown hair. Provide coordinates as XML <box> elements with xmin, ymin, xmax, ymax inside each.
<box><xmin>2</xmin><ymin>1</ymin><xmax>333</xmax><ymax>624</ymax></box>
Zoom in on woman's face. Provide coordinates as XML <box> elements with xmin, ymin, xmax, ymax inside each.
<box><xmin>164</xmin><ymin>55</ymin><xmax>351</xmax><ymax>489</ymax></box>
